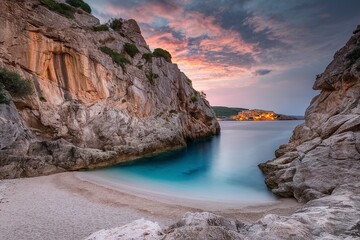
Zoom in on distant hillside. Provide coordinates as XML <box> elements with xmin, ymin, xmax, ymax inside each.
<box><xmin>277</xmin><ymin>114</ymin><xmax>305</xmax><ymax>120</ymax></box>
<box><xmin>212</xmin><ymin>106</ymin><xmax>248</xmax><ymax>117</ymax></box>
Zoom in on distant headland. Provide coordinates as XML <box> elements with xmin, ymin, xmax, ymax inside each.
<box><xmin>212</xmin><ymin>106</ymin><xmax>304</xmax><ymax>121</ymax></box>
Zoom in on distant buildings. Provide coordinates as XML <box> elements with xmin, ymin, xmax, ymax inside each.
<box><xmin>213</xmin><ymin>106</ymin><xmax>304</xmax><ymax>121</ymax></box>
<box><xmin>232</xmin><ymin>109</ymin><xmax>277</xmax><ymax>121</ymax></box>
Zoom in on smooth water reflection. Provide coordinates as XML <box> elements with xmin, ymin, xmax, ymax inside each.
<box><xmin>91</xmin><ymin>121</ymin><xmax>302</xmax><ymax>203</ymax></box>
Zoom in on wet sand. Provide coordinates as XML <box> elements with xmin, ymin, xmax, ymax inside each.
<box><xmin>0</xmin><ymin>172</ymin><xmax>302</xmax><ymax>240</ymax></box>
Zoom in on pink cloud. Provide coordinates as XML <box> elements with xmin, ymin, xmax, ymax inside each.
<box><xmin>87</xmin><ymin>1</ymin><xmax>299</xmax><ymax>100</ymax></box>
<box><xmin>92</xmin><ymin>1</ymin><xmax>261</xmax><ymax>88</ymax></box>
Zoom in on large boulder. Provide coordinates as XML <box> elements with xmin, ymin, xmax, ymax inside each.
<box><xmin>259</xmin><ymin>25</ymin><xmax>360</xmax><ymax>203</ymax></box>
<box><xmin>85</xmin><ymin>219</ymin><xmax>163</xmax><ymax>240</ymax></box>
<box><xmin>162</xmin><ymin>212</ymin><xmax>244</xmax><ymax>240</ymax></box>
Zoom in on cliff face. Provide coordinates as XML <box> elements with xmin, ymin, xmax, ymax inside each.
<box><xmin>0</xmin><ymin>0</ymin><xmax>219</xmax><ymax>179</ymax></box>
<box><xmin>259</xmin><ymin>26</ymin><xmax>360</xmax><ymax>203</ymax></box>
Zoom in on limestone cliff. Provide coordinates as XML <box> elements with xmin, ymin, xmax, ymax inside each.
<box><xmin>0</xmin><ymin>0</ymin><xmax>219</xmax><ymax>179</ymax></box>
<box><xmin>259</xmin><ymin>25</ymin><xmax>360</xmax><ymax>203</ymax></box>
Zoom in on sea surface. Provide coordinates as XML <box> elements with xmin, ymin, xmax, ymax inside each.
<box><xmin>86</xmin><ymin>121</ymin><xmax>302</xmax><ymax>203</ymax></box>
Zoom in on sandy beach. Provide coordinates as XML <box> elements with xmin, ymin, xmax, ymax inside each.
<box><xmin>0</xmin><ymin>172</ymin><xmax>302</xmax><ymax>240</ymax></box>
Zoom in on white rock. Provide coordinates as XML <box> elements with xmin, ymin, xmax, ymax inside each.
<box><xmin>85</xmin><ymin>219</ymin><xmax>163</xmax><ymax>240</ymax></box>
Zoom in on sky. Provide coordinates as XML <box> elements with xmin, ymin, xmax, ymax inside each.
<box><xmin>86</xmin><ymin>0</ymin><xmax>360</xmax><ymax>115</ymax></box>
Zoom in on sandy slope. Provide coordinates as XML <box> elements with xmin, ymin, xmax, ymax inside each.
<box><xmin>0</xmin><ymin>172</ymin><xmax>301</xmax><ymax>240</ymax></box>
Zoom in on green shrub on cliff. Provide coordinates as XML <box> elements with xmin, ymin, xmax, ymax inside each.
<box><xmin>66</xmin><ymin>0</ymin><xmax>91</xmax><ymax>13</ymax></box>
<box><xmin>40</xmin><ymin>0</ymin><xmax>75</xmax><ymax>19</ymax></box>
<box><xmin>146</xmin><ymin>72</ymin><xmax>159</xmax><ymax>85</ymax></box>
<box><xmin>153</xmin><ymin>48</ymin><xmax>172</xmax><ymax>63</ymax></box>
<box><xmin>190</xmin><ymin>93</ymin><xmax>198</xmax><ymax>103</ymax></box>
<box><xmin>110</xmin><ymin>18</ymin><xmax>123</xmax><ymax>31</ymax></box>
<box><xmin>124</xmin><ymin>43</ymin><xmax>139</xmax><ymax>58</ymax></box>
<box><xmin>99</xmin><ymin>46</ymin><xmax>130</xmax><ymax>70</ymax></box>
<box><xmin>93</xmin><ymin>24</ymin><xmax>109</xmax><ymax>32</ymax></box>
<box><xmin>142</xmin><ymin>53</ymin><xmax>153</xmax><ymax>62</ymax></box>
<box><xmin>0</xmin><ymin>68</ymin><xmax>33</xmax><ymax>104</ymax></box>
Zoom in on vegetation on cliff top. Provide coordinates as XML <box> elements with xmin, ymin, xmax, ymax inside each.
<box><xmin>93</xmin><ymin>24</ymin><xmax>109</xmax><ymax>32</ymax></box>
<box><xmin>99</xmin><ymin>46</ymin><xmax>130</xmax><ymax>70</ymax></box>
<box><xmin>124</xmin><ymin>43</ymin><xmax>139</xmax><ymax>58</ymax></box>
<box><xmin>142</xmin><ymin>53</ymin><xmax>153</xmax><ymax>62</ymax></box>
<box><xmin>40</xmin><ymin>0</ymin><xmax>92</xmax><ymax>18</ymax></box>
<box><xmin>0</xmin><ymin>68</ymin><xmax>33</xmax><ymax>104</ymax></box>
<box><xmin>66</xmin><ymin>0</ymin><xmax>91</xmax><ymax>14</ymax></box>
<box><xmin>153</xmin><ymin>48</ymin><xmax>172</xmax><ymax>63</ymax></box>
<box><xmin>141</xmin><ymin>49</ymin><xmax>172</xmax><ymax>63</ymax></box>
<box><xmin>40</xmin><ymin>0</ymin><xmax>75</xmax><ymax>18</ymax></box>
<box><xmin>110</xmin><ymin>18</ymin><xmax>123</xmax><ymax>31</ymax></box>
<box><xmin>212</xmin><ymin>106</ymin><xmax>248</xmax><ymax>117</ymax></box>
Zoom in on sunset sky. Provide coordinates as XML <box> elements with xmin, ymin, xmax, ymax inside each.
<box><xmin>87</xmin><ymin>0</ymin><xmax>360</xmax><ymax>115</ymax></box>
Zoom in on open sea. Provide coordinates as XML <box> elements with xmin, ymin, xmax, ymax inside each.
<box><xmin>86</xmin><ymin>121</ymin><xmax>302</xmax><ymax>203</ymax></box>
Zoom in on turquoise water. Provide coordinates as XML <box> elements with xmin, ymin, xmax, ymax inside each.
<box><xmin>89</xmin><ymin>121</ymin><xmax>302</xmax><ymax>203</ymax></box>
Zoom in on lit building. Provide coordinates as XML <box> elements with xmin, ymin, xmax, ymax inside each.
<box><xmin>232</xmin><ymin>109</ymin><xmax>278</xmax><ymax>121</ymax></box>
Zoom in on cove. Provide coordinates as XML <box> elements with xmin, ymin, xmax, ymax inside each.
<box><xmin>85</xmin><ymin>121</ymin><xmax>302</xmax><ymax>203</ymax></box>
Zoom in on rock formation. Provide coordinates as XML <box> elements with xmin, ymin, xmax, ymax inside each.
<box><xmin>0</xmin><ymin>0</ymin><xmax>219</xmax><ymax>179</ymax></box>
<box><xmin>88</xmin><ymin>184</ymin><xmax>360</xmax><ymax>239</ymax></box>
<box><xmin>85</xmin><ymin>219</ymin><xmax>164</xmax><ymax>240</ymax></box>
<box><xmin>254</xmin><ymin>25</ymin><xmax>360</xmax><ymax>238</ymax></box>
<box><xmin>259</xmin><ymin>25</ymin><xmax>360</xmax><ymax>203</ymax></box>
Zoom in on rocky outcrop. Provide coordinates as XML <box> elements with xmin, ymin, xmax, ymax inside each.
<box><xmin>259</xmin><ymin>25</ymin><xmax>360</xmax><ymax>203</ymax></box>
<box><xmin>85</xmin><ymin>219</ymin><xmax>164</xmax><ymax>240</ymax></box>
<box><xmin>88</xmin><ymin>193</ymin><xmax>360</xmax><ymax>239</ymax></box>
<box><xmin>162</xmin><ymin>212</ymin><xmax>244</xmax><ymax>240</ymax></box>
<box><xmin>0</xmin><ymin>0</ymin><xmax>219</xmax><ymax>179</ymax></box>
<box><xmin>232</xmin><ymin>25</ymin><xmax>360</xmax><ymax>238</ymax></box>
